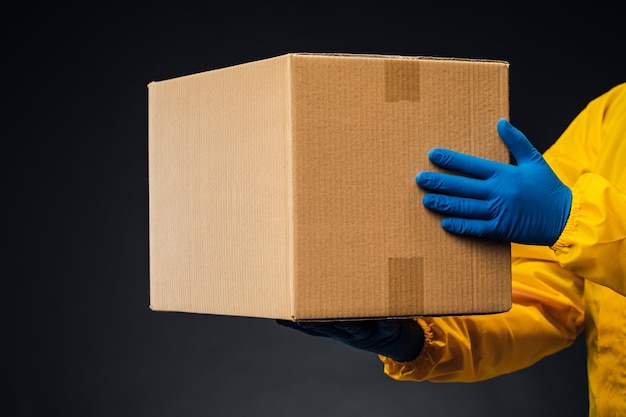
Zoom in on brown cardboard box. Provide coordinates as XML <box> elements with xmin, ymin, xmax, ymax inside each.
<box><xmin>148</xmin><ymin>53</ymin><xmax>511</xmax><ymax>321</ymax></box>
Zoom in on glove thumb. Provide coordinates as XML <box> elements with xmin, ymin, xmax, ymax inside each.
<box><xmin>496</xmin><ymin>118</ymin><xmax>542</xmax><ymax>165</ymax></box>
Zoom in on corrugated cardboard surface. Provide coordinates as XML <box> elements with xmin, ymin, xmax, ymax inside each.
<box><xmin>148</xmin><ymin>53</ymin><xmax>512</xmax><ymax>320</ymax></box>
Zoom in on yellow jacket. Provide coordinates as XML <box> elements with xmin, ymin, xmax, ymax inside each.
<box><xmin>382</xmin><ymin>83</ymin><xmax>626</xmax><ymax>417</ymax></box>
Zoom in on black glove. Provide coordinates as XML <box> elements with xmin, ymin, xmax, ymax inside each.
<box><xmin>276</xmin><ymin>318</ymin><xmax>424</xmax><ymax>362</ymax></box>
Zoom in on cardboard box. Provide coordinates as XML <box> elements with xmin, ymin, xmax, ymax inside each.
<box><xmin>148</xmin><ymin>53</ymin><xmax>512</xmax><ymax>321</ymax></box>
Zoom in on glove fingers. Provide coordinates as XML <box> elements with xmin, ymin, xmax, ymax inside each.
<box><xmin>296</xmin><ymin>321</ymin><xmax>357</xmax><ymax>340</ymax></box>
<box><xmin>333</xmin><ymin>321</ymin><xmax>379</xmax><ymax>339</ymax></box>
<box><xmin>416</xmin><ymin>171</ymin><xmax>490</xmax><ymax>199</ymax></box>
<box><xmin>440</xmin><ymin>217</ymin><xmax>494</xmax><ymax>238</ymax></box>
<box><xmin>276</xmin><ymin>320</ymin><xmax>332</xmax><ymax>338</ymax></box>
<box><xmin>496</xmin><ymin>118</ymin><xmax>542</xmax><ymax>164</ymax></box>
<box><xmin>275</xmin><ymin>319</ymin><xmax>297</xmax><ymax>329</ymax></box>
<box><xmin>422</xmin><ymin>194</ymin><xmax>492</xmax><ymax>219</ymax></box>
<box><xmin>427</xmin><ymin>148</ymin><xmax>502</xmax><ymax>179</ymax></box>
<box><xmin>278</xmin><ymin>320</ymin><xmax>380</xmax><ymax>342</ymax></box>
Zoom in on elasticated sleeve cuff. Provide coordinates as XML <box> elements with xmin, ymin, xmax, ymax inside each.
<box><xmin>379</xmin><ymin>318</ymin><xmax>436</xmax><ymax>381</ymax></box>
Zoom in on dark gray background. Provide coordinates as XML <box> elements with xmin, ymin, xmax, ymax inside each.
<box><xmin>4</xmin><ymin>4</ymin><xmax>624</xmax><ymax>417</ymax></box>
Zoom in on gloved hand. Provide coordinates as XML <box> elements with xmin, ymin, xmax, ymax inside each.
<box><xmin>415</xmin><ymin>118</ymin><xmax>572</xmax><ymax>246</ymax></box>
<box><xmin>276</xmin><ymin>319</ymin><xmax>424</xmax><ymax>362</ymax></box>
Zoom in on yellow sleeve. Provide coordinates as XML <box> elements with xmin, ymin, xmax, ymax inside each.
<box><xmin>549</xmin><ymin>83</ymin><xmax>626</xmax><ymax>296</ymax></box>
<box><xmin>381</xmin><ymin>244</ymin><xmax>584</xmax><ymax>382</ymax></box>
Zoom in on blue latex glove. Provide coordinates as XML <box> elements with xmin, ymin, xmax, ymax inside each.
<box><xmin>276</xmin><ymin>319</ymin><xmax>424</xmax><ymax>362</ymax></box>
<box><xmin>416</xmin><ymin>118</ymin><xmax>572</xmax><ymax>246</ymax></box>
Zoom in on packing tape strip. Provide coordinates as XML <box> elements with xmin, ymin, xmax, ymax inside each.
<box><xmin>384</xmin><ymin>60</ymin><xmax>421</xmax><ymax>102</ymax></box>
<box><xmin>387</xmin><ymin>256</ymin><xmax>424</xmax><ymax>316</ymax></box>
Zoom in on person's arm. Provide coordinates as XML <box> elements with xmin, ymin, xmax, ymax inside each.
<box><xmin>387</xmin><ymin>114</ymin><xmax>586</xmax><ymax>382</ymax></box>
